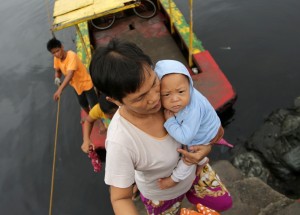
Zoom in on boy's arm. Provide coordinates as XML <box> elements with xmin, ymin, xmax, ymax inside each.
<box><xmin>54</xmin><ymin>69</ymin><xmax>62</xmax><ymax>78</ymax></box>
<box><xmin>53</xmin><ymin>70</ymin><xmax>74</xmax><ymax>100</ymax></box>
<box><xmin>53</xmin><ymin>69</ymin><xmax>62</xmax><ymax>86</ymax></box>
<box><xmin>82</xmin><ymin>115</ymin><xmax>96</xmax><ymax>153</ymax></box>
<box><xmin>89</xmin><ymin>104</ymin><xmax>107</xmax><ymax>134</ymax></box>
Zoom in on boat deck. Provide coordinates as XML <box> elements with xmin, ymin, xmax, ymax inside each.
<box><xmin>89</xmin><ymin>11</ymin><xmax>236</xmax><ymax>113</ymax></box>
<box><xmin>91</xmin><ymin>12</ymin><xmax>188</xmax><ymax>66</ymax></box>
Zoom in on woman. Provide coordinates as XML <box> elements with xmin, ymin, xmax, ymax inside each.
<box><xmin>90</xmin><ymin>39</ymin><xmax>232</xmax><ymax>215</ymax></box>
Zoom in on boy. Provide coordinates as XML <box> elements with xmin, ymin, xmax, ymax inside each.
<box><xmin>81</xmin><ymin>93</ymin><xmax>118</xmax><ymax>153</ymax></box>
<box><xmin>155</xmin><ymin>60</ymin><xmax>224</xmax><ymax>189</ymax></box>
<box><xmin>46</xmin><ymin>38</ymin><xmax>98</xmax><ymax>114</ymax></box>
<box><xmin>81</xmin><ymin>93</ymin><xmax>139</xmax><ymax>200</ymax></box>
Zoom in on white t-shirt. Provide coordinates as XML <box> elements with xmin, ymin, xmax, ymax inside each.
<box><xmin>104</xmin><ymin>110</ymin><xmax>196</xmax><ymax>200</ymax></box>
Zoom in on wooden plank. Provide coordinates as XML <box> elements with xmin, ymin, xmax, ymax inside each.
<box><xmin>53</xmin><ymin>0</ymin><xmax>138</xmax><ymax>30</ymax></box>
<box><xmin>53</xmin><ymin>0</ymin><xmax>93</xmax><ymax>17</ymax></box>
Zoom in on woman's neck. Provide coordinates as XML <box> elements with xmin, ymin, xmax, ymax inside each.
<box><xmin>119</xmin><ymin>106</ymin><xmax>161</xmax><ymax>122</ymax></box>
<box><xmin>119</xmin><ymin>107</ymin><xmax>167</xmax><ymax>137</ymax></box>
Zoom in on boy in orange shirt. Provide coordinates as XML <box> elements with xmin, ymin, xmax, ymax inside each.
<box><xmin>47</xmin><ymin>38</ymin><xmax>97</xmax><ymax>114</ymax></box>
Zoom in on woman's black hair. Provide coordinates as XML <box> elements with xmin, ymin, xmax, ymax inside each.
<box><xmin>98</xmin><ymin>93</ymin><xmax>118</xmax><ymax>114</ymax></box>
<box><xmin>90</xmin><ymin>39</ymin><xmax>153</xmax><ymax>102</ymax></box>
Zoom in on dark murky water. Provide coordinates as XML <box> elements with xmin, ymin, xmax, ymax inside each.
<box><xmin>175</xmin><ymin>0</ymin><xmax>300</xmax><ymax>160</ymax></box>
<box><xmin>0</xmin><ymin>0</ymin><xmax>112</xmax><ymax>214</ymax></box>
<box><xmin>1</xmin><ymin>0</ymin><xmax>300</xmax><ymax>214</ymax></box>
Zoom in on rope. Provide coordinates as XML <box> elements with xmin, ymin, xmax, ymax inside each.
<box><xmin>44</xmin><ymin>0</ymin><xmax>55</xmax><ymax>38</ymax></box>
<box><xmin>49</xmin><ymin>96</ymin><xmax>61</xmax><ymax>215</ymax></box>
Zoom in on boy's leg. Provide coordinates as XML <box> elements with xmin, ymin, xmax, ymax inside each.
<box><xmin>76</xmin><ymin>91</ymin><xmax>90</xmax><ymax>114</ymax></box>
<box><xmin>85</xmin><ymin>87</ymin><xmax>98</xmax><ymax>109</ymax></box>
<box><xmin>185</xmin><ymin>163</ymin><xmax>232</xmax><ymax>212</ymax></box>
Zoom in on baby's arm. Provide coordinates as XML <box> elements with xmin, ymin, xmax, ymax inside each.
<box><xmin>164</xmin><ymin>112</ymin><xmax>202</xmax><ymax>145</ymax></box>
<box><xmin>157</xmin><ymin>177</ymin><xmax>177</xmax><ymax>190</ymax></box>
<box><xmin>157</xmin><ymin>158</ymin><xmax>194</xmax><ymax>190</ymax></box>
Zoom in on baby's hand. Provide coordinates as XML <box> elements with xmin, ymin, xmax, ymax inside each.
<box><xmin>157</xmin><ymin>177</ymin><xmax>178</xmax><ymax>190</ymax></box>
<box><xmin>163</xmin><ymin>109</ymin><xmax>174</xmax><ymax>120</ymax></box>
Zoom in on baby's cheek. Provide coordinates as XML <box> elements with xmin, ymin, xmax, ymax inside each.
<box><xmin>161</xmin><ymin>98</ymin><xmax>169</xmax><ymax>108</ymax></box>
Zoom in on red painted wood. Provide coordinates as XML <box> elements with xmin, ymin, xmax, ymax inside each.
<box><xmin>81</xmin><ymin>110</ymin><xmax>106</xmax><ymax>149</ymax></box>
<box><xmin>192</xmin><ymin>51</ymin><xmax>237</xmax><ymax>112</ymax></box>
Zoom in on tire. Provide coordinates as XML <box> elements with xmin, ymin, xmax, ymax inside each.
<box><xmin>133</xmin><ymin>0</ymin><xmax>157</xmax><ymax>19</ymax></box>
<box><xmin>90</xmin><ymin>14</ymin><xmax>116</xmax><ymax>30</ymax></box>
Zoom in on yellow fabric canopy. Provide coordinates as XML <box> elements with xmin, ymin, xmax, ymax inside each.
<box><xmin>52</xmin><ymin>0</ymin><xmax>138</xmax><ymax>31</ymax></box>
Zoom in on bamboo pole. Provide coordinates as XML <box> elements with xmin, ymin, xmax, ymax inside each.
<box><xmin>168</xmin><ymin>0</ymin><xmax>174</xmax><ymax>34</ymax></box>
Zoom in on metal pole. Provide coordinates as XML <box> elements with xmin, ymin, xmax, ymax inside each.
<box><xmin>168</xmin><ymin>0</ymin><xmax>174</xmax><ymax>34</ymax></box>
<box><xmin>188</xmin><ymin>0</ymin><xmax>193</xmax><ymax>66</ymax></box>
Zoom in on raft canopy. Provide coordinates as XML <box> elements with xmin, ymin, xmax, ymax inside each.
<box><xmin>52</xmin><ymin>0</ymin><xmax>139</xmax><ymax>31</ymax></box>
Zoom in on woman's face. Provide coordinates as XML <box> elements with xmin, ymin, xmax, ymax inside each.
<box><xmin>120</xmin><ymin>65</ymin><xmax>161</xmax><ymax>116</ymax></box>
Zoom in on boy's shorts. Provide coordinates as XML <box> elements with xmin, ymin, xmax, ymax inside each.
<box><xmin>76</xmin><ymin>87</ymin><xmax>98</xmax><ymax>109</ymax></box>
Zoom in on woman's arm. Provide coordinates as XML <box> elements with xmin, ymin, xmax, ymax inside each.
<box><xmin>110</xmin><ymin>185</ymin><xmax>139</xmax><ymax>215</ymax></box>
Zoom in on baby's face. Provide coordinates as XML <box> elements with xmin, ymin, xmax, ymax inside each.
<box><xmin>160</xmin><ymin>73</ymin><xmax>190</xmax><ymax>113</ymax></box>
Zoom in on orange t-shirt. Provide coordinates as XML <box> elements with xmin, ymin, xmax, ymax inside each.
<box><xmin>54</xmin><ymin>50</ymin><xmax>93</xmax><ymax>95</ymax></box>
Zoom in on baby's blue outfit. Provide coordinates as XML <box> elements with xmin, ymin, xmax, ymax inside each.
<box><xmin>155</xmin><ymin>60</ymin><xmax>221</xmax><ymax>182</ymax></box>
<box><xmin>155</xmin><ymin>60</ymin><xmax>221</xmax><ymax>147</ymax></box>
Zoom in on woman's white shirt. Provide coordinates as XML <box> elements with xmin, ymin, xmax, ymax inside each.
<box><xmin>104</xmin><ymin>110</ymin><xmax>196</xmax><ymax>200</ymax></box>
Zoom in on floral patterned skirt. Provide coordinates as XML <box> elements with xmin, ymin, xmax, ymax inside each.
<box><xmin>140</xmin><ymin>163</ymin><xmax>232</xmax><ymax>215</ymax></box>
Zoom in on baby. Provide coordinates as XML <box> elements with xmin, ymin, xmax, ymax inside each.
<box><xmin>155</xmin><ymin>60</ymin><xmax>224</xmax><ymax>189</ymax></box>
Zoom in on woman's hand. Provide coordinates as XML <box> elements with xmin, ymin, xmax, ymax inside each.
<box><xmin>177</xmin><ymin>144</ymin><xmax>212</xmax><ymax>165</ymax></box>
